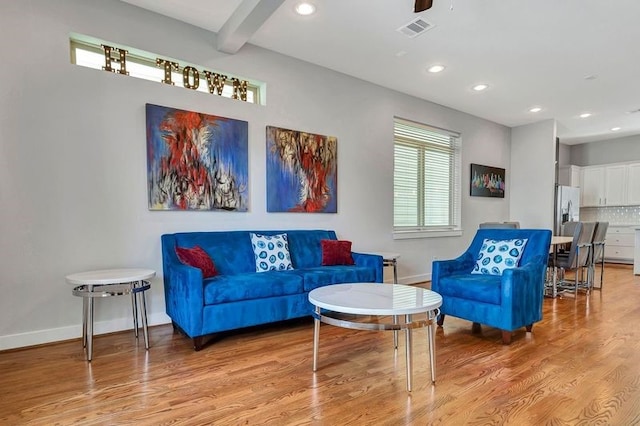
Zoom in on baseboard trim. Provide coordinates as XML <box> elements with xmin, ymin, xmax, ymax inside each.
<box><xmin>0</xmin><ymin>312</ymin><xmax>172</xmax><ymax>351</ymax></box>
<box><xmin>1</xmin><ymin>276</ymin><xmax>435</xmax><ymax>351</ymax></box>
<box><xmin>385</xmin><ymin>273</ymin><xmax>431</xmax><ymax>285</ymax></box>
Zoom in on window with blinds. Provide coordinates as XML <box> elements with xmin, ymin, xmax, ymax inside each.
<box><xmin>393</xmin><ymin>118</ymin><xmax>461</xmax><ymax>234</ymax></box>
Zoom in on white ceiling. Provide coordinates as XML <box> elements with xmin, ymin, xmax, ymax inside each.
<box><xmin>121</xmin><ymin>0</ymin><xmax>640</xmax><ymax>145</ymax></box>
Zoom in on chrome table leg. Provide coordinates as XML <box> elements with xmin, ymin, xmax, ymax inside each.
<box><xmin>405</xmin><ymin>314</ymin><xmax>413</xmax><ymax>392</ymax></box>
<box><xmin>313</xmin><ymin>306</ymin><xmax>320</xmax><ymax>372</ymax></box>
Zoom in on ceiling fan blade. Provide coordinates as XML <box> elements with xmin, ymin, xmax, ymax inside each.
<box><xmin>415</xmin><ymin>0</ymin><xmax>433</xmax><ymax>13</ymax></box>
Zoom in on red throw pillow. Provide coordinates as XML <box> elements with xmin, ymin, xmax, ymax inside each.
<box><xmin>175</xmin><ymin>246</ymin><xmax>218</xmax><ymax>278</ymax></box>
<box><xmin>321</xmin><ymin>239</ymin><xmax>355</xmax><ymax>266</ymax></box>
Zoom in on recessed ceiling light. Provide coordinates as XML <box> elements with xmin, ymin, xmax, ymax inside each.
<box><xmin>579</xmin><ymin>112</ymin><xmax>592</xmax><ymax>118</ymax></box>
<box><xmin>428</xmin><ymin>64</ymin><xmax>445</xmax><ymax>73</ymax></box>
<box><xmin>473</xmin><ymin>84</ymin><xmax>489</xmax><ymax>92</ymax></box>
<box><xmin>611</xmin><ymin>127</ymin><xmax>621</xmax><ymax>131</ymax></box>
<box><xmin>295</xmin><ymin>2</ymin><xmax>316</xmax><ymax>15</ymax></box>
<box><xmin>529</xmin><ymin>107</ymin><xmax>542</xmax><ymax>113</ymax></box>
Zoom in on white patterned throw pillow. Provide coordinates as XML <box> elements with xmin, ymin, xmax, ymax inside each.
<box><xmin>471</xmin><ymin>238</ymin><xmax>528</xmax><ymax>275</ymax></box>
<box><xmin>250</xmin><ymin>233</ymin><xmax>294</xmax><ymax>272</ymax></box>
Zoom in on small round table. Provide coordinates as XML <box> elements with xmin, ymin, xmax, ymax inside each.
<box><xmin>309</xmin><ymin>283</ymin><xmax>442</xmax><ymax>392</ymax></box>
<box><xmin>360</xmin><ymin>252</ymin><xmax>401</xmax><ymax>284</ymax></box>
<box><xmin>66</xmin><ymin>268</ymin><xmax>155</xmax><ymax>361</ymax></box>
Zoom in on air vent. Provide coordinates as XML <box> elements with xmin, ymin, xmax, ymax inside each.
<box><xmin>397</xmin><ymin>17</ymin><xmax>435</xmax><ymax>38</ymax></box>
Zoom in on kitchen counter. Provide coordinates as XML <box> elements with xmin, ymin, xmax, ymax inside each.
<box><xmin>606</xmin><ymin>225</ymin><xmax>635</xmax><ymax>264</ymax></box>
<box><xmin>635</xmin><ymin>228</ymin><xmax>640</xmax><ymax>275</ymax></box>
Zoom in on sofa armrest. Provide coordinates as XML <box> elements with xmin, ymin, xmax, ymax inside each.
<box><xmin>352</xmin><ymin>252</ymin><xmax>384</xmax><ymax>283</ymax></box>
<box><xmin>431</xmin><ymin>252</ymin><xmax>476</xmax><ymax>292</ymax></box>
<box><xmin>500</xmin><ymin>254</ymin><xmax>548</xmax><ymax>325</ymax></box>
<box><xmin>161</xmin><ymin>235</ymin><xmax>205</xmax><ymax>337</ymax></box>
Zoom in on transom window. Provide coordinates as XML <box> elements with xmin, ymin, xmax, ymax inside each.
<box><xmin>70</xmin><ymin>38</ymin><xmax>260</xmax><ymax>104</ymax></box>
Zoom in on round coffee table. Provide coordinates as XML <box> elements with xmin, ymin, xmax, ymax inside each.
<box><xmin>308</xmin><ymin>283</ymin><xmax>442</xmax><ymax>391</ymax></box>
<box><xmin>66</xmin><ymin>268</ymin><xmax>155</xmax><ymax>361</ymax></box>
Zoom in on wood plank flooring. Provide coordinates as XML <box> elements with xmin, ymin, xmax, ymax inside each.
<box><xmin>1</xmin><ymin>264</ymin><xmax>640</xmax><ymax>425</ymax></box>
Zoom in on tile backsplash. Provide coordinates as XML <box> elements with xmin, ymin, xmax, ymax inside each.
<box><xmin>581</xmin><ymin>206</ymin><xmax>640</xmax><ymax>225</ymax></box>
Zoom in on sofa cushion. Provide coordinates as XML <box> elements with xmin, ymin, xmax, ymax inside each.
<box><xmin>173</xmin><ymin>232</ymin><xmax>256</xmax><ymax>275</ymax></box>
<box><xmin>204</xmin><ymin>270</ymin><xmax>303</xmax><ymax>304</ymax></box>
<box><xmin>471</xmin><ymin>238</ymin><xmax>528</xmax><ymax>275</ymax></box>
<box><xmin>175</xmin><ymin>245</ymin><xmax>218</xmax><ymax>278</ymax></box>
<box><xmin>297</xmin><ymin>266</ymin><xmax>377</xmax><ymax>292</ymax></box>
<box><xmin>321</xmin><ymin>239</ymin><xmax>354</xmax><ymax>266</ymax></box>
<box><xmin>286</xmin><ymin>230</ymin><xmax>337</xmax><ymax>269</ymax></box>
<box><xmin>250</xmin><ymin>233</ymin><xmax>294</xmax><ymax>272</ymax></box>
<box><xmin>438</xmin><ymin>273</ymin><xmax>502</xmax><ymax>305</ymax></box>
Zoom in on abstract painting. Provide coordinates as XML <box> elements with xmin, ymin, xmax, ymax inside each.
<box><xmin>266</xmin><ymin>126</ymin><xmax>337</xmax><ymax>213</ymax></box>
<box><xmin>146</xmin><ymin>104</ymin><xmax>248</xmax><ymax>211</ymax></box>
<box><xmin>470</xmin><ymin>163</ymin><xmax>505</xmax><ymax>198</ymax></box>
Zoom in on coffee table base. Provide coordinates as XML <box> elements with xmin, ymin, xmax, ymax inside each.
<box><xmin>312</xmin><ymin>307</ymin><xmax>439</xmax><ymax>392</ymax></box>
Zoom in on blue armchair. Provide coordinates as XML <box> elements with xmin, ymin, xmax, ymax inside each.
<box><xmin>431</xmin><ymin>228</ymin><xmax>552</xmax><ymax>344</ymax></box>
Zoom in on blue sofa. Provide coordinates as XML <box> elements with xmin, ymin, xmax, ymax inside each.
<box><xmin>431</xmin><ymin>228</ymin><xmax>552</xmax><ymax>344</ymax></box>
<box><xmin>161</xmin><ymin>229</ymin><xmax>383</xmax><ymax>349</ymax></box>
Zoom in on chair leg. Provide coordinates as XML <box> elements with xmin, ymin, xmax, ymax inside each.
<box><xmin>437</xmin><ymin>314</ymin><xmax>445</xmax><ymax>326</ymax></box>
<box><xmin>599</xmin><ymin>257</ymin><xmax>605</xmax><ymax>289</ymax></box>
<box><xmin>501</xmin><ymin>331</ymin><xmax>512</xmax><ymax>345</ymax></box>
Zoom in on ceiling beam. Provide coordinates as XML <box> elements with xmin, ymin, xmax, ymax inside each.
<box><xmin>216</xmin><ymin>0</ymin><xmax>285</xmax><ymax>54</ymax></box>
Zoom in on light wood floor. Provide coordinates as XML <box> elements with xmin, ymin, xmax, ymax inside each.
<box><xmin>2</xmin><ymin>264</ymin><xmax>640</xmax><ymax>425</ymax></box>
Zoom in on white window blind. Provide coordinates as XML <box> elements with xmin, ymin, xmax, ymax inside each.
<box><xmin>394</xmin><ymin>118</ymin><xmax>461</xmax><ymax>233</ymax></box>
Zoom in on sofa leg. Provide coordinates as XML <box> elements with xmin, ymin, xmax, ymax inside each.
<box><xmin>526</xmin><ymin>324</ymin><xmax>533</xmax><ymax>332</ymax></box>
<box><xmin>171</xmin><ymin>321</ymin><xmax>178</xmax><ymax>331</ymax></box>
<box><xmin>472</xmin><ymin>322</ymin><xmax>482</xmax><ymax>334</ymax></box>
<box><xmin>193</xmin><ymin>337</ymin><xmax>205</xmax><ymax>351</ymax></box>
<box><xmin>501</xmin><ymin>331</ymin><xmax>512</xmax><ymax>345</ymax></box>
<box><xmin>437</xmin><ymin>314</ymin><xmax>445</xmax><ymax>326</ymax></box>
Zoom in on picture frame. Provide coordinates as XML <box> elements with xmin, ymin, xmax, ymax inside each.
<box><xmin>470</xmin><ymin>163</ymin><xmax>505</xmax><ymax>198</ymax></box>
<box><xmin>146</xmin><ymin>103</ymin><xmax>249</xmax><ymax>211</ymax></box>
<box><xmin>265</xmin><ymin>125</ymin><xmax>338</xmax><ymax>213</ymax></box>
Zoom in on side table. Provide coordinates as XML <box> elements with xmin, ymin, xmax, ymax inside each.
<box><xmin>361</xmin><ymin>251</ymin><xmax>401</xmax><ymax>346</ymax></box>
<box><xmin>361</xmin><ymin>252</ymin><xmax>401</xmax><ymax>284</ymax></box>
<box><xmin>66</xmin><ymin>268</ymin><xmax>155</xmax><ymax>361</ymax></box>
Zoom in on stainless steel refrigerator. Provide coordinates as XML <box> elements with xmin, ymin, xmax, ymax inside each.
<box><xmin>555</xmin><ymin>185</ymin><xmax>580</xmax><ymax>234</ymax></box>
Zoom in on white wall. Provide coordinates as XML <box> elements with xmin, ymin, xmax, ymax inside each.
<box><xmin>510</xmin><ymin>120</ymin><xmax>556</xmax><ymax>229</ymax></box>
<box><xmin>0</xmin><ymin>0</ymin><xmax>511</xmax><ymax>349</ymax></box>
<box><xmin>570</xmin><ymin>134</ymin><xmax>640</xmax><ymax>166</ymax></box>
<box><xmin>558</xmin><ymin>143</ymin><xmax>571</xmax><ymax>166</ymax></box>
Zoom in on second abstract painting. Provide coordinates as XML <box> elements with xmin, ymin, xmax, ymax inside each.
<box><xmin>266</xmin><ymin>126</ymin><xmax>337</xmax><ymax>213</ymax></box>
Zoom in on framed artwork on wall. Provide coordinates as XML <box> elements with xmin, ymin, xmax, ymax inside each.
<box><xmin>146</xmin><ymin>103</ymin><xmax>249</xmax><ymax>211</ymax></box>
<box><xmin>470</xmin><ymin>163</ymin><xmax>505</xmax><ymax>198</ymax></box>
<box><xmin>266</xmin><ymin>126</ymin><xmax>337</xmax><ymax>213</ymax></box>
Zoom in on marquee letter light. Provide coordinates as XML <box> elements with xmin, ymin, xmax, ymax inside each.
<box><xmin>156</xmin><ymin>58</ymin><xmax>180</xmax><ymax>85</ymax></box>
<box><xmin>232</xmin><ymin>78</ymin><xmax>248</xmax><ymax>101</ymax></box>
<box><xmin>101</xmin><ymin>44</ymin><xmax>129</xmax><ymax>75</ymax></box>
<box><xmin>182</xmin><ymin>66</ymin><xmax>200</xmax><ymax>90</ymax></box>
<box><xmin>203</xmin><ymin>71</ymin><xmax>227</xmax><ymax>95</ymax></box>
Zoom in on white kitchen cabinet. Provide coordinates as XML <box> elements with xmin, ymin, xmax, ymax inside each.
<box><xmin>604</xmin><ymin>165</ymin><xmax>627</xmax><ymax>206</ymax></box>
<box><xmin>627</xmin><ymin>163</ymin><xmax>640</xmax><ymax>205</ymax></box>
<box><xmin>558</xmin><ymin>165</ymin><xmax>581</xmax><ymax>187</ymax></box>
<box><xmin>580</xmin><ymin>167</ymin><xmax>604</xmax><ymax>207</ymax></box>
<box><xmin>580</xmin><ymin>164</ymin><xmax>628</xmax><ymax>207</ymax></box>
<box><xmin>605</xmin><ymin>226</ymin><xmax>634</xmax><ymax>264</ymax></box>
